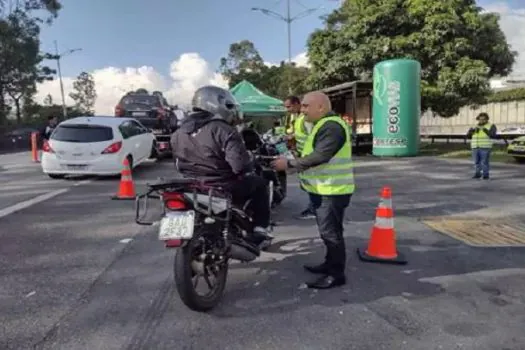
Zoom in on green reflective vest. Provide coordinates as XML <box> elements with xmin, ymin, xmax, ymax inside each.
<box><xmin>471</xmin><ymin>123</ymin><xmax>493</xmax><ymax>149</ymax></box>
<box><xmin>294</xmin><ymin>114</ymin><xmax>308</xmax><ymax>154</ymax></box>
<box><xmin>299</xmin><ymin>116</ymin><xmax>355</xmax><ymax>195</ymax></box>
<box><xmin>273</xmin><ymin>126</ymin><xmax>286</xmax><ymax>135</ymax></box>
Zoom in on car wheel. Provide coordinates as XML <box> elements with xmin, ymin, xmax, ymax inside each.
<box><xmin>513</xmin><ymin>157</ymin><xmax>525</xmax><ymax>164</ymax></box>
<box><xmin>48</xmin><ymin>174</ymin><xmax>65</xmax><ymax>179</ymax></box>
<box><xmin>126</xmin><ymin>155</ymin><xmax>133</xmax><ymax>169</ymax></box>
<box><xmin>149</xmin><ymin>143</ymin><xmax>158</xmax><ymax>159</ymax></box>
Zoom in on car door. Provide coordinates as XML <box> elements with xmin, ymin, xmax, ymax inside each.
<box><xmin>118</xmin><ymin>120</ymin><xmax>143</xmax><ymax>163</ymax></box>
<box><xmin>134</xmin><ymin>120</ymin><xmax>155</xmax><ymax>156</ymax></box>
<box><xmin>128</xmin><ymin>120</ymin><xmax>152</xmax><ymax>161</ymax></box>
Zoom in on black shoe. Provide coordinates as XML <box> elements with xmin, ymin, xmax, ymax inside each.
<box><xmin>472</xmin><ymin>174</ymin><xmax>481</xmax><ymax>179</ymax></box>
<box><xmin>482</xmin><ymin>176</ymin><xmax>490</xmax><ymax>180</ymax></box>
<box><xmin>303</xmin><ymin>263</ymin><xmax>328</xmax><ymax>274</ymax></box>
<box><xmin>298</xmin><ymin>208</ymin><xmax>316</xmax><ymax>220</ymax></box>
<box><xmin>306</xmin><ymin>274</ymin><xmax>346</xmax><ymax>289</ymax></box>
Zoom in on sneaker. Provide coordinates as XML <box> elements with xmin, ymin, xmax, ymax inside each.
<box><xmin>298</xmin><ymin>208</ymin><xmax>316</xmax><ymax>220</ymax></box>
<box><xmin>472</xmin><ymin>174</ymin><xmax>481</xmax><ymax>179</ymax></box>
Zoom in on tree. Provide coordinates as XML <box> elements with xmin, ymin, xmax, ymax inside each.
<box><xmin>307</xmin><ymin>0</ymin><xmax>517</xmax><ymax>117</ymax></box>
<box><xmin>220</xmin><ymin>40</ymin><xmax>311</xmax><ymax>100</ymax></box>
<box><xmin>69</xmin><ymin>71</ymin><xmax>97</xmax><ymax>115</ymax></box>
<box><xmin>0</xmin><ymin>1</ymin><xmax>61</xmax><ymax>124</ymax></box>
<box><xmin>1</xmin><ymin>10</ymin><xmax>55</xmax><ymax>122</ymax></box>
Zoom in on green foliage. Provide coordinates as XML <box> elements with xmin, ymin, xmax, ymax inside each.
<box><xmin>0</xmin><ymin>9</ymin><xmax>55</xmax><ymax>122</ymax></box>
<box><xmin>0</xmin><ymin>1</ymin><xmax>61</xmax><ymax>126</ymax></box>
<box><xmin>487</xmin><ymin>88</ymin><xmax>525</xmax><ymax>103</ymax></box>
<box><xmin>69</xmin><ymin>72</ymin><xmax>97</xmax><ymax>115</ymax></box>
<box><xmin>219</xmin><ymin>40</ymin><xmax>311</xmax><ymax>100</ymax></box>
<box><xmin>307</xmin><ymin>0</ymin><xmax>516</xmax><ymax>117</ymax></box>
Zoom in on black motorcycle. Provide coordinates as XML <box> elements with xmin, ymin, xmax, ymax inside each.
<box><xmin>240</xmin><ymin>128</ymin><xmax>288</xmax><ymax>207</ymax></box>
<box><xmin>135</xmin><ymin>176</ymin><xmax>273</xmax><ymax>312</ymax></box>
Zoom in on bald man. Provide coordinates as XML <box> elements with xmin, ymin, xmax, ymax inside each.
<box><xmin>272</xmin><ymin>91</ymin><xmax>354</xmax><ymax>289</ymax></box>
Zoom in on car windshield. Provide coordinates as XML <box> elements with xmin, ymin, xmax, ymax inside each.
<box><xmin>120</xmin><ymin>95</ymin><xmax>160</xmax><ymax>107</ymax></box>
<box><xmin>51</xmin><ymin>124</ymin><xmax>114</xmax><ymax>143</ymax></box>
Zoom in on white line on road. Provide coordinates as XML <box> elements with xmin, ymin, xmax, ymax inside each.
<box><xmin>0</xmin><ymin>179</ymin><xmax>92</xmax><ymax>219</ymax></box>
<box><xmin>0</xmin><ymin>189</ymin><xmax>69</xmax><ymax>219</ymax></box>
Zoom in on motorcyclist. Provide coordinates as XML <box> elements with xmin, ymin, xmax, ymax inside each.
<box><xmin>170</xmin><ymin>85</ymin><xmax>273</xmax><ymax>246</ymax></box>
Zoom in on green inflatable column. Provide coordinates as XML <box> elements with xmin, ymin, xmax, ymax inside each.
<box><xmin>372</xmin><ymin>59</ymin><xmax>421</xmax><ymax>156</ymax></box>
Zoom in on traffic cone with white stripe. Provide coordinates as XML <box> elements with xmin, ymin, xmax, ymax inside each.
<box><xmin>112</xmin><ymin>158</ymin><xmax>136</xmax><ymax>200</ymax></box>
<box><xmin>357</xmin><ymin>186</ymin><xmax>407</xmax><ymax>264</ymax></box>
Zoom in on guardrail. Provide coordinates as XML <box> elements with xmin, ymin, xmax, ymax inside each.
<box><xmin>421</xmin><ymin>133</ymin><xmax>524</xmax><ymax>144</ymax></box>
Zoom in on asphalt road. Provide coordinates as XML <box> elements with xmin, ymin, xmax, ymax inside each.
<box><xmin>1</xmin><ymin>152</ymin><xmax>525</xmax><ymax>350</ymax></box>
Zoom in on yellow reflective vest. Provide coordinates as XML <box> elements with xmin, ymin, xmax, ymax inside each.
<box><xmin>299</xmin><ymin>116</ymin><xmax>355</xmax><ymax>195</ymax></box>
<box><xmin>294</xmin><ymin>115</ymin><xmax>308</xmax><ymax>154</ymax></box>
<box><xmin>471</xmin><ymin>123</ymin><xmax>493</xmax><ymax>149</ymax></box>
<box><xmin>285</xmin><ymin>113</ymin><xmax>302</xmax><ymax>134</ymax></box>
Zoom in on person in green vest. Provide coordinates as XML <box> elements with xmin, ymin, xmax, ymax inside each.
<box><xmin>467</xmin><ymin>112</ymin><xmax>497</xmax><ymax>180</ymax></box>
<box><xmin>285</xmin><ymin>95</ymin><xmax>320</xmax><ymax>219</ymax></box>
<box><xmin>284</xmin><ymin>96</ymin><xmax>301</xmax><ymax>135</ymax></box>
<box><xmin>272</xmin><ymin>91</ymin><xmax>354</xmax><ymax>289</ymax></box>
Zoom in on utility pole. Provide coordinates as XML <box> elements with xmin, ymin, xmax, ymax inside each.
<box><xmin>252</xmin><ymin>0</ymin><xmax>318</xmax><ymax>94</ymax></box>
<box><xmin>52</xmin><ymin>41</ymin><xmax>82</xmax><ymax>118</ymax></box>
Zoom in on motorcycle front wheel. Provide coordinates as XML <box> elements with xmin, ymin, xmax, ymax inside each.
<box><xmin>173</xmin><ymin>234</ymin><xmax>229</xmax><ymax>312</ymax></box>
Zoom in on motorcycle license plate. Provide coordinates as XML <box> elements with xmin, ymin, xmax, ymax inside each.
<box><xmin>158</xmin><ymin>211</ymin><xmax>195</xmax><ymax>240</ymax></box>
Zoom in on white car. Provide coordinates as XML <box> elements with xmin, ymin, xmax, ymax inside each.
<box><xmin>41</xmin><ymin>116</ymin><xmax>156</xmax><ymax>178</ymax></box>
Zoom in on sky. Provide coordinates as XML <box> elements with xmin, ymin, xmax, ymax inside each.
<box><xmin>35</xmin><ymin>0</ymin><xmax>525</xmax><ymax>114</ymax></box>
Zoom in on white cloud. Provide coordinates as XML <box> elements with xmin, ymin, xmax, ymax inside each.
<box><xmin>36</xmin><ymin>53</ymin><xmax>228</xmax><ymax>115</ymax></box>
<box><xmin>264</xmin><ymin>52</ymin><xmax>310</xmax><ymax>68</ymax></box>
<box><xmin>483</xmin><ymin>2</ymin><xmax>525</xmax><ymax>78</ymax></box>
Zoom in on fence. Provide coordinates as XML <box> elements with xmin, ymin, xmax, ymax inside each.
<box><xmin>420</xmin><ymin>101</ymin><xmax>525</xmax><ymax>138</ymax></box>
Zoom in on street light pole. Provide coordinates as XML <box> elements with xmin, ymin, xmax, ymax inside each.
<box><xmin>53</xmin><ymin>40</ymin><xmax>82</xmax><ymax>118</ymax></box>
<box><xmin>252</xmin><ymin>0</ymin><xmax>318</xmax><ymax>93</ymax></box>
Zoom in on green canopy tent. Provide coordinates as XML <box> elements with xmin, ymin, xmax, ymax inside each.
<box><xmin>230</xmin><ymin>80</ymin><xmax>286</xmax><ymax>117</ymax></box>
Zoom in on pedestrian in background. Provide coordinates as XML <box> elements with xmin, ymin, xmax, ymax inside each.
<box><xmin>272</xmin><ymin>91</ymin><xmax>354</xmax><ymax>289</ymax></box>
<box><xmin>284</xmin><ymin>95</ymin><xmax>319</xmax><ymax>219</ymax></box>
<box><xmin>467</xmin><ymin>112</ymin><xmax>497</xmax><ymax>180</ymax></box>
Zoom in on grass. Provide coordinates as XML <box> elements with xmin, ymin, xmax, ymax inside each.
<box><xmin>419</xmin><ymin>142</ymin><xmax>520</xmax><ymax>164</ymax></box>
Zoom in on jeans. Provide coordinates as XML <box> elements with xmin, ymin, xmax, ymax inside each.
<box><xmin>314</xmin><ymin>194</ymin><xmax>352</xmax><ymax>276</ymax></box>
<box><xmin>472</xmin><ymin>148</ymin><xmax>491</xmax><ymax>178</ymax></box>
<box><xmin>230</xmin><ymin>175</ymin><xmax>270</xmax><ymax>227</ymax></box>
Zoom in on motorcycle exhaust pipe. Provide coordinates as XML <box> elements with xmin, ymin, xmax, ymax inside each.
<box><xmin>229</xmin><ymin>243</ymin><xmax>258</xmax><ymax>262</ymax></box>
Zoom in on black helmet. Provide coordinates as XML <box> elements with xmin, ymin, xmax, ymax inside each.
<box><xmin>191</xmin><ymin>85</ymin><xmax>242</xmax><ymax>125</ymax></box>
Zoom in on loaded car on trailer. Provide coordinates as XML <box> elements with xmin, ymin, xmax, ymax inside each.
<box><xmin>114</xmin><ymin>89</ymin><xmax>176</xmax><ymax>159</ymax></box>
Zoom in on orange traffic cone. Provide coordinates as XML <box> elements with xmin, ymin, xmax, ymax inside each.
<box><xmin>112</xmin><ymin>158</ymin><xmax>136</xmax><ymax>200</ymax></box>
<box><xmin>357</xmin><ymin>186</ymin><xmax>407</xmax><ymax>264</ymax></box>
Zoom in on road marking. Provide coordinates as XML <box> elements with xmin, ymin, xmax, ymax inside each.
<box><xmin>0</xmin><ymin>179</ymin><xmax>93</xmax><ymax>219</ymax></box>
<box><xmin>0</xmin><ymin>188</ymin><xmax>69</xmax><ymax>219</ymax></box>
<box><xmin>119</xmin><ymin>238</ymin><xmax>133</xmax><ymax>244</ymax></box>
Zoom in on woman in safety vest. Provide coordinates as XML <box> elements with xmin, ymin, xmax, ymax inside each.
<box><xmin>467</xmin><ymin>112</ymin><xmax>497</xmax><ymax>180</ymax></box>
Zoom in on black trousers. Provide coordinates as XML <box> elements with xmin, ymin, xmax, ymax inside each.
<box><xmin>230</xmin><ymin>175</ymin><xmax>270</xmax><ymax>227</ymax></box>
<box><xmin>314</xmin><ymin>194</ymin><xmax>352</xmax><ymax>276</ymax></box>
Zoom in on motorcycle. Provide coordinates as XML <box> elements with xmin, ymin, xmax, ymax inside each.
<box><xmin>240</xmin><ymin>127</ymin><xmax>290</xmax><ymax>207</ymax></box>
<box><xmin>135</xmin><ymin>175</ymin><xmax>272</xmax><ymax>312</ymax></box>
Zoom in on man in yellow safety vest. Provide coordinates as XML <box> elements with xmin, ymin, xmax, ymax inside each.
<box><xmin>272</xmin><ymin>91</ymin><xmax>354</xmax><ymax>289</ymax></box>
<box><xmin>467</xmin><ymin>112</ymin><xmax>497</xmax><ymax>180</ymax></box>
<box><xmin>292</xmin><ymin>111</ymin><xmax>322</xmax><ymax>219</ymax></box>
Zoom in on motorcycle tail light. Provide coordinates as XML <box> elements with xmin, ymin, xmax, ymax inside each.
<box><xmin>163</xmin><ymin>192</ymin><xmax>186</xmax><ymax>210</ymax></box>
<box><xmin>165</xmin><ymin>239</ymin><xmax>182</xmax><ymax>248</ymax></box>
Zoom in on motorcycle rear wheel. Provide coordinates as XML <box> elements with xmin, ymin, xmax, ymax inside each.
<box><xmin>173</xmin><ymin>234</ymin><xmax>229</xmax><ymax>312</ymax></box>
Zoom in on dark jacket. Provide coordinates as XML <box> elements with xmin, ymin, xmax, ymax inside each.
<box><xmin>170</xmin><ymin>111</ymin><xmax>253</xmax><ymax>184</ymax></box>
<box><xmin>289</xmin><ymin>113</ymin><xmax>347</xmax><ymax>172</ymax></box>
